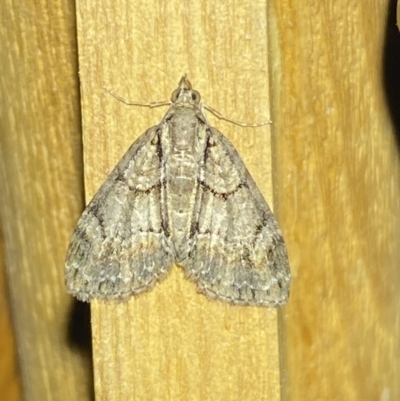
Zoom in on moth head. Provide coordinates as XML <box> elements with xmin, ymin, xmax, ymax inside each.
<box><xmin>171</xmin><ymin>75</ymin><xmax>201</xmax><ymax>105</ymax></box>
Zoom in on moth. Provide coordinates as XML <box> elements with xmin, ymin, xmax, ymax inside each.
<box><xmin>65</xmin><ymin>76</ymin><xmax>290</xmax><ymax>307</ymax></box>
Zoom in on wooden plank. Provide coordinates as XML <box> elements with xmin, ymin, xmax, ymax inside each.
<box><xmin>0</xmin><ymin>0</ymin><xmax>93</xmax><ymax>400</ymax></box>
<box><xmin>75</xmin><ymin>1</ymin><xmax>283</xmax><ymax>400</ymax></box>
<box><xmin>397</xmin><ymin>0</ymin><xmax>400</xmax><ymax>30</ymax></box>
<box><xmin>0</xmin><ymin>228</ymin><xmax>22</xmax><ymax>401</ymax></box>
<box><xmin>270</xmin><ymin>1</ymin><xmax>400</xmax><ymax>400</ymax></box>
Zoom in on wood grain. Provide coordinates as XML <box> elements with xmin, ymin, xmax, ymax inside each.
<box><xmin>0</xmin><ymin>228</ymin><xmax>22</xmax><ymax>401</ymax></box>
<box><xmin>0</xmin><ymin>0</ymin><xmax>93</xmax><ymax>400</ymax></box>
<box><xmin>397</xmin><ymin>0</ymin><xmax>400</xmax><ymax>30</ymax></box>
<box><xmin>3</xmin><ymin>0</ymin><xmax>395</xmax><ymax>400</ymax></box>
<box><xmin>75</xmin><ymin>1</ymin><xmax>283</xmax><ymax>400</ymax></box>
<box><xmin>270</xmin><ymin>1</ymin><xmax>400</xmax><ymax>400</ymax></box>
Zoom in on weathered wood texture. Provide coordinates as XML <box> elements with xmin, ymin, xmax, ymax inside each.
<box><xmin>0</xmin><ymin>0</ymin><xmax>93</xmax><ymax>400</ymax></box>
<box><xmin>2</xmin><ymin>0</ymin><xmax>399</xmax><ymax>401</ymax></box>
<box><xmin>0</xmin><ymin>228</ymin><xmax>22</xmax><ymax>401</ymax></box>
<box><xmin>75</xmin><ymin>1</ymin><xmax>282</xmax><ymax>400</ymax></box>
<box><xmin>270</xmin><ymin>1</ymin><xmax>400</xmax><ymax>400</ymax></box>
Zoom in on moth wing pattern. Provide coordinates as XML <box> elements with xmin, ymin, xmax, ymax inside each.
<box><xmin>65</xmin><ymin>76</ymin><xmax>291</xmax><ymax>306</ymax></box>
<box><xmin>181</xmin><ymin>127</ymin><xmax>290</xmax><ymax>306</ymax></box>
<box><xmin>65</xmin><ymin>127</ymin><xmax>174</xmax><ymax>301</ymax></box>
